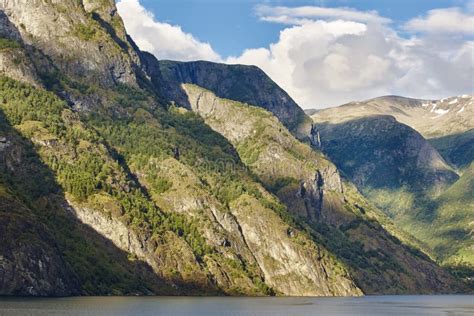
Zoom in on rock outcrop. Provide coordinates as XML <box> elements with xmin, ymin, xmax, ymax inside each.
<box><xmin>182</xmin><ymin>84</ymin><xmax>465</xmax><ymax>294</ymax></box>
<box><xmin>141</xmin><ymin>55</ymin><xmax>312</xmax><ymax>137</ymax></box>
<box><xmin>0</xmin><ymin>11</ymin><xmax>40</xmax><ymax>86</ymax></box>
<box><xmin>0</xmin><ymin>0</ymin><xmax>140</xmax><ymax>88</ymax></box>
<box><xmin>0</xmin><ymin>199</ymin><xmax>80</xmax><ymax>296</ymax></box>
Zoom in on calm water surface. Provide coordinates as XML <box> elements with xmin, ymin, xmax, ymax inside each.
<box><xmin>0</xmin><ymin>295</ymin><xmax>472</xmax><ymax>316</ymax></box>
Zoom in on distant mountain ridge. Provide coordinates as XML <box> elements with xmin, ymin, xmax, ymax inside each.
<box><xmin>312</xmin><ymin>94</ymin><xmax>474</xmax><ymax>169</ymax></box>
<box><xmin>314</xmin><ymin>94</ymin><xmax>473</xmax><ymax>139</ymax></box>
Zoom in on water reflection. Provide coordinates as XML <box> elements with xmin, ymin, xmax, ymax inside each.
<box><xmin>0</xmin><ymin>295</ymin><xmax>473</xmax><ymax>316</ymax></box>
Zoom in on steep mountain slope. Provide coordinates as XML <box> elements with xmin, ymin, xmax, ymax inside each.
<box><xmin>313</xmin><ymin>116</ymin><xmax>458</xmax><ymax>215</ymax></box>
<box><xmin>311</xmin><ymin>96</ymin><xmax>474</xmax><ymax>276</ymax></box>
<box><xmin>2</xmin><ymin>0</ymin><xmax>140</xmax><ymax>88</ymax></box>
<box><xmin>0</xmin><ymin>0</ymin><xmax>363</xmax><ymax>296</ymax></box>
<box><xmin>180</xmin><ymin>84</ymin><xmax>463</xmax><ymax>294</ymax></box>
<box><xmin>312</xmin><ymin>95</ymin><xmax>474</xmax><ymax>169</ymax></box>
<box><xmin>429</xmin><ymin>162</ymin><xmax>474</xmax><ymax>266</ymax></box>
<box><xmin>0</xmin><ymin>0</ymin><xmax>468</xmax><ymax>296</ymax></box>
<box><xmin>430</xmin><ymin>130</ymin><xmax>474</xmax><ymax>171</ymax></box>
<box><xmin>0</xmin><ymin>100</ymin><xmax>178</xmax><ymax>296</ymax></box>
<box><xmin>140</xmin><ymin>56</ymin><xmax>312</xmax><ymax>138</ymax></box>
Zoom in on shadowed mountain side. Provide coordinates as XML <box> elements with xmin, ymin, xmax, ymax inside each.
<box><xmin>0</xmin><ymin>110</ymin><xmax>202</xmax><ymax>296</ymax></box>
<box><xmin>312</xmin><ymin>115</ymin><xmax>473</xmax><ymax>275</ymax></box>
<box><xmin>316</xmin><ymin>115</ymin><xmax>458</xmax><ymax>200</ymax></box>
<box><xmin>429</xmin><ymin>130</ymin><xmax>474</xmax><ymax>170</ymax></box>
<box><xmin>139</xmin><ymin>54</ymin><xmax>311</xmax><ymax>136</ymax></box>
<box><xmin>181</xmin><ymin>84</ymin><xmax>465</xmax><ymax>294</ymax></box>
<box><xmin>430</xmin><ymin>163</ymin><xmax>474</xmax><ymax>264</ymax></box>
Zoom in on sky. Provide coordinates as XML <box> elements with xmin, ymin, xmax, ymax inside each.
<box><xmin>116</xmin><ymin>0</ymin><xmax>474</xmax><ymax>108</ymax></box>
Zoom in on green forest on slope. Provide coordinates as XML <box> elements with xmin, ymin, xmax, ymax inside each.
<box><xmin>179</xmin><ymin>85</ymin><xmax>464</xmax><ymax>294</ymax></box>
<box><xmin>0</xmin><ymin>0</ymin><xmax>469</xmax><ymax>295</ymax></box>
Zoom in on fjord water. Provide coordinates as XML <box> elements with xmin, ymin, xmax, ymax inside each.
<box><xmin>0</xmin><ymin>296</ymin><xmax>472</xmax><ymax>316</ymax></box>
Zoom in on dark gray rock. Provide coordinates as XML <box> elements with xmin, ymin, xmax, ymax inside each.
<box><xmin>140</xmin><ymin>53</ymin><xmax>307</xmax><ymax>132</ymax></box>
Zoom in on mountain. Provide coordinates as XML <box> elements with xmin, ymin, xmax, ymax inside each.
<box><xmin>0</xmin><ymin>0</ymin><xmax>466</xmax><ymax>296</ymax></box>
<box><xmin>141</xmin><ymin>57</ymin><xmax>312</xmax><ymax>139</ymax></box>
<box><xmin>313</xmin><ymin>95</ymin><xmax>474</xmax><ymax>169</ymax></box>
<box><xmin>0</xmin><ymin>0</ymin><xmax>361</xmax><ymax>296</ymax></box>
<box><xmin>177</xmin><ymin>84</ymin><xmax>462</xmax><ymax>294</ymax></box>
<box><xmin>430</xmin><ymin>162</ymin><xmax>474</xmax><ymax>266</ymax></box>
<box><xmin>311</xmin><ymin>96</ymin><xmax>474</xmax><ymax>282</ymax></box>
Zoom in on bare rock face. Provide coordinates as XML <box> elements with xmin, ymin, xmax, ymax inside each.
<box><xmin>297</xmin><ymin>166</ymin><xmax>343</xmax><ymax>221</ymax></box>
<box><xmin>68</xmin><ymin>202</ymin><xmax>213</xmax><ymax>291</ymax></box>
<box><xmin>230</xmin><ymin>195</ymin><xmax>361</xmax><ymax>296</ymax></box>
<box><xmin>141</xmin><ymin>55</ymin><xmax>311</xmax><ymax>135</ymax></box>
<box><xmin>0</xmin><ymin>47</ymin><xmax>40</xmax><ymax>86</ymax></box>
<box><xmin>0</xmin><ymin>199</ymin><xmax>79</xmax><ymax>296</ymax></box>
<box><xmin>183</xmin><ymin>84</ymin><xmax>344</xmax><ymax>222</ymax></box>
<box><xmin>69</xmin><ymin>203</ymin><xmax>150</xmax><ymax>263</ymax></box>
<box><xmin>133</xmin><ymin>157</ymin><xmax>361</xmax><ymax>296</ymax></box>
<box><xmin>0</xmin><ymin>0</ymin><xmax>139</xmax><ymax>88</ymax></box>
<box><xmin>0</xmin><ymin>11</ymin><xmax>40</xmax><ymax>86</ymax></box>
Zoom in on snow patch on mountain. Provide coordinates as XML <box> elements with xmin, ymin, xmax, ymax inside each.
<box><xmin>448</xmin><ymin>99</ymin><xmax>458</xmax><ymax>105</ymax></box>
<box><xmin>434</xmin><ymin>109</ymin><xmax>449</xmax><ymax>116</ymax></box>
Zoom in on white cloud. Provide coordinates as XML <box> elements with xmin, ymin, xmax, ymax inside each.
<box><xmin>118</xmin><ymin>1</ymin><xmax>473</xmax><ymax>109</ymax></box>
<box><xmin>116</xmin><ymin>0</ymin><xmax>220</xmax><ymax>61</ymax></box>
<box><xmin>404</xmin><ymin>8</ymin><xmax>474</xmax><ymax>34</ymax></box>
<box><xmin>255</xmin><ymin>5</ymin><xmax>391</xmax><ymax>24</ymax></box>
<box><xmin>227</xmin><ymin>5</ymin><xmax>474</xmax><ymax>108</ymax></box>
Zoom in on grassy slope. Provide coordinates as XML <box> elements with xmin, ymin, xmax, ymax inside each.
<box><xmin>429</xmin><ymin>163</ymin><xmax>474</xmax><ymax>265</ymax></box>
<box><xmin>309</xmin><ymin>113</ymin><xmax>473</xmax><ymax>286</ymax></box>
<box><xmin>429</xmin><ymin>130</ymin><xmax>474</xmax><ymax>170</ymax></box>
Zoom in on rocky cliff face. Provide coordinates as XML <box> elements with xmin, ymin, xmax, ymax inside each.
<box><xmin>182</xmin><ymin>84</ymin><xmax>465</xmax><ymax>294</ymax></box>
<box><xmin>1</xmin><ymin>0</ymin><xmax>141</xmax><ymax>87</ymax></box>
<box><xmin>0</xmin><ymin>11</ymin><xmax>40</xmax><ymax>86</ymax></box>
<box><xmin>141</xmin><ymin>56</ymin><xmax>312</xmax><ymax>137</ymax></box>
<box><xmin>0</xmin><ymin>191</ymin><xmax>80</xmax><ymax>296</ymax></box>
<box><xmin>183</xmin><ymin>84</ymin><xmax>345</xmax><ymax>221</ymax></box>
<box><xmin>0</xmin><ymin>0</ymin><xmax>364</xmax><ymax>296</ymax></box>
